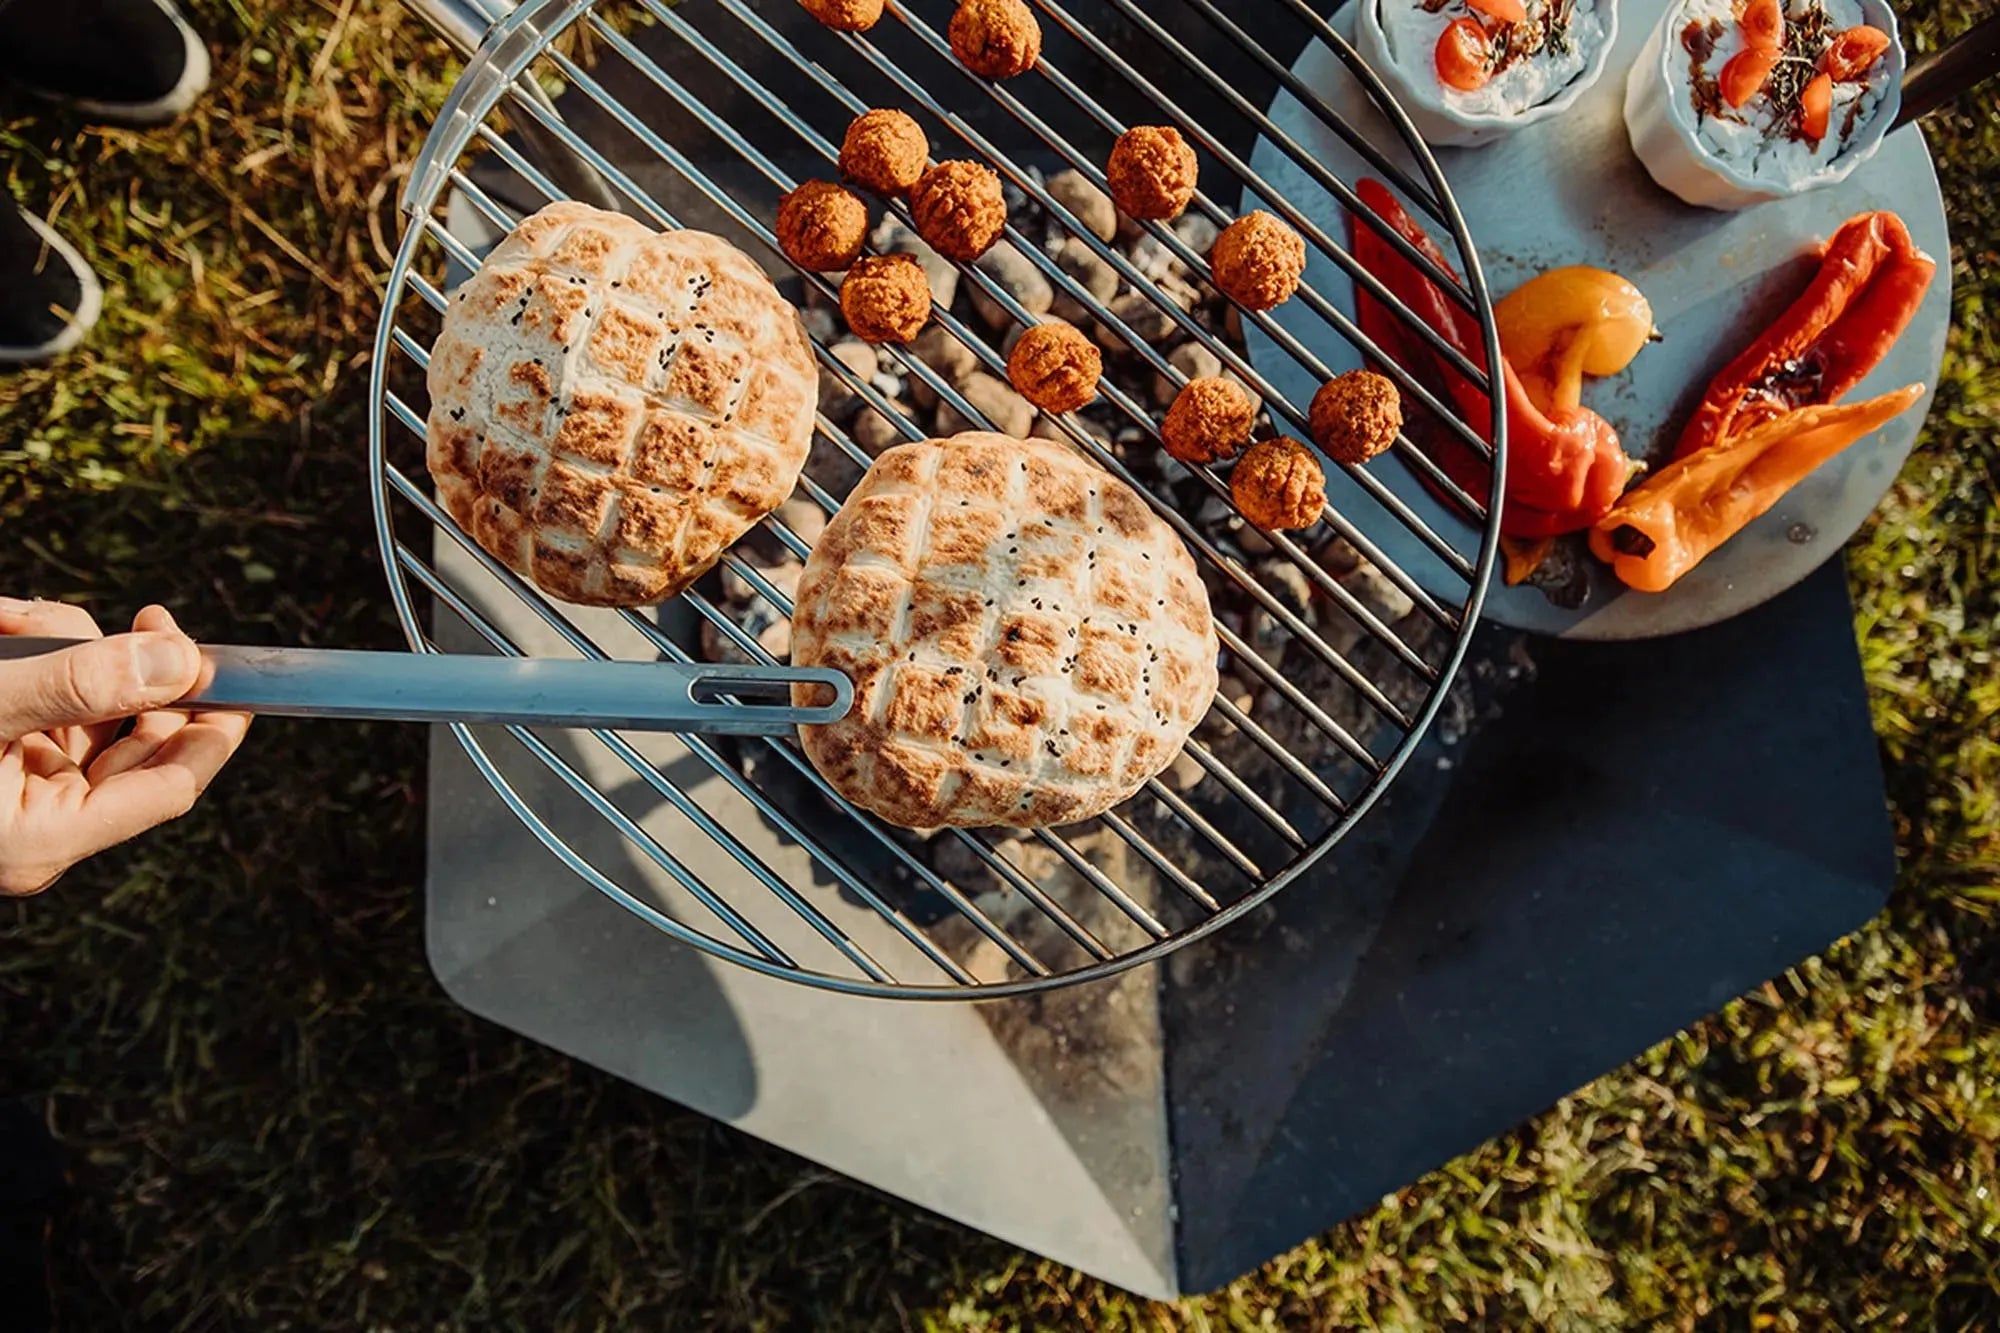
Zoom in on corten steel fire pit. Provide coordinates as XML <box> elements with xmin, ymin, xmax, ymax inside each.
<box><xmin>384</xmin><ymin>0</ymin><xmax>1903</xmax><ymax>1299</ymax></box>
<box><xmin>370</xmin><ymin>0</ymin><xmax>1506</xmax><ymax>998</ymax></box>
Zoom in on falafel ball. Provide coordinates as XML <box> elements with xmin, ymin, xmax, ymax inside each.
<box><xmin>1007</xmin><ymin>321</ymin><xmax>1102</xmax><ymax>414</ymax></box>
<box><xmin>948</xmin><ymin>0</ymin><xmax>1042</xmax><ymax>79</ymax></box>
<box><xmin>1210</xmin><ymin>210</ymin><xmax>1306</xmax><ymax>311</ymax></box>
<box><xmin>1231</xmin><ymin>437</ymin><xmax>1326</xmax><ymax>531</ymax></box>
<box><xmin>1161</xmin><ymin>376</ymin><xmax>1258</xmax><ymax>465</ymax></box>
<box><xmin>841</xmin><ymin>254</ymin><xmax>933</xmax><ymax>345</ymax></box>
<box><xmin>776</xmin><ymin>180</ymin><xmax>869</xmax><ymax>273</ymax></box>
<box><xmin>910</xmin><ymin>160</ymin><xmax>1007</xmax><ymax>262</ymax></box>
<box><xmin>1107</xmin><ymin>126</ymin><xmax>1199</xmax><ymax>222</ymax></box>
<box><xmin>840</xmin><ymin>109</ymin><xmax>929</xmax><ymax>197</ymax></box>
<box><xmin>797</xmin><ymin>0</ymin><xmax>882</xmax><ymax>31</ymax></box>
<box><xmin>1310</xmin><ymin>369</ymin><xmax>1402</xmax><ymax>465</ymax></box>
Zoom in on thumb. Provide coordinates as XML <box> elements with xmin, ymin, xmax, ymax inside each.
<box><xmin>0</xmin><ymin>632</ymin><xmax>201</xmax><ymax>742</ymax></box>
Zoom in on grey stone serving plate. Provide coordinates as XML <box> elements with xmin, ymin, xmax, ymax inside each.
<box><xmin>1246</xmin><ymin>0</ymin><xmax>1951</xmax><ymax>639</ymax></box>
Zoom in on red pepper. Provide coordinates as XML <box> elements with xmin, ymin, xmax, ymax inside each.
<box><xmin>1350</xmin><ymin>178</ymin><xmax>1635</xmax><ymax>537</ymax></box>
<box><xmin>1676</xmin><ymin>211</ymin><xmax>1935</xmax><ymax>459</ymax></box>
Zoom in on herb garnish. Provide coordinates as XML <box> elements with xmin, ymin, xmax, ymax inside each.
<box><xmin>1762</xmin><ymin>0</ymin><xmax>1834</xmax><ymax>139</ymax></box>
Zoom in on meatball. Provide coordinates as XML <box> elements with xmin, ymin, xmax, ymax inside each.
<box><xmin>948</xmin><ymin>0</ymin><xmax>1042</xmax><ymax>79</ymax></box>
<box><xmin>1161</xmin><ymin>376</ymin><xmax>1257</xmax><ymax>465</ymax></box>
<box><xmin>1007</xmin><ymin>321</ymin><xmax>1102</xmax><ymax>415</ymax></box>
<box><xmin>840</xmin><ymin>109</ymin><xmax>929</xmax><ymax>196</ymax></box>
<box><xmin>1107</xmin><ymin>126</ymin><xmax>1199</xmax><ymax>222</ymax></box>
<box><xmin>1231</xmin><ymin>437</ymin><xmax>1325</xmax><ymax>531</ymax></box>
<box><xmin>841</xmin><ymin>254</ymin><xmax>932</xmax><ymax>344</ymax></box>
<box><xmin>776</xmin><ymin>180</ymin><xmax>868</xmax><ymax>273</ymax></box>
<box><xmin>1210</xmin><ymin>210</ymin><xmax>1305</xmax><ymax>311</ymax></box>
<box><xmin>1310</xmin><ymin>369</ymin><xmax>1401</xmax><ymax>465</ymax></box>
<box><xmin>910</xmin><ymin>160</ymin><xmax>1007</xmax><ymax>262</ymax></box>
<box><xmin>797</xmin><ymin>0</ymin><xmax>882</xmax><ymax>31</ymax></box>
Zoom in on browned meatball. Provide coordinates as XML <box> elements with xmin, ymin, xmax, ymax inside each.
<box><xmin>1210</xmin><ymin>211</ymin><xmax>1306</xmax><ymax>311</ymax></box>
<box><xmin>1231</xmin><ymin>437</ymin><xmax>1325</xmax><ymax>531</ymax></box>
<box><xmin>1107</xmin><ymin>126</ymin><xmax>1199</xmax><ymax>222</ymax></box>
<box><xmin>798</xmin><ymin>0</ymin><xmax>882</xmax><ymax>31</ymax></box>
<box><xmin>841</xmin><ymin>254</ymin><xmax>932</xmax><ymax>344</ymax></box>
<box><xmin>776</xmin><ymin>180</ymin><xmax>868</xmax><ymax>273</ymax></box>
<box><xmin>840</xmin><ymin>109</ymin><xmax>929</xmax><ymax>196</ymax></box>
<box><xmin>949</xmin><ymin>0</ymin><xmax>1042</xmax><ymax>79</ymax></box>
<box><xmin>1007</xmin><ymin>322</ymin><xmax>1102</xmax><ymax>414</ymax></box>
<box><xmin>910</xmin><ymin>160</ymin><xmax>1007</xmax><ymax>262</ymax></box>
<box><xmin>1160</xmin><ymin>377</ymin><xmax>1257</xmax><ymax>466</ymax></box>
<box><xmin>1310</xmin><ymin>369</ymin><xmax>1401</xmax><ymax>465</ymax></box>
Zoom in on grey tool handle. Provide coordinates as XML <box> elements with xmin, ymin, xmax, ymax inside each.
<box><xmin>1895</xmin><ymin>11</ymin><xmax>2000</xmax><ymax>130</ymax></box>
<box><xmin>0</xmin><ymin>639</ymin><xmax>851</xmax><ymax>736</ymax></box>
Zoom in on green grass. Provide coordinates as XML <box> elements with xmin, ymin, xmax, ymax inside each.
<box><xmin>2</xmin><ymin>1</ymin><xmax>1998</xmax><ymax>1327</ymax></box>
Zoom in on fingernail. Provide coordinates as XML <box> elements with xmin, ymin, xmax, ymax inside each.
<box><xmin>0</xmin><ymin>597</ymin><xmax>33</xmax><ymax>616</ymax></box>
<box><xmin>136</xmin><ymin>635</ymin><xmax>196</xmax><ymax>688</ymax></box>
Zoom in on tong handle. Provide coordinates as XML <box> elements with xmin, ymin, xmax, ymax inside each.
<box><xmin>0</xmin><ymin>639</ymin><xmax>851</xmax><ymax>736</ymax></box>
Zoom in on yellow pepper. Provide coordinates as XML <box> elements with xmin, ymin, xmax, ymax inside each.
<box><xmin>1588</xmin><ymin>384</ymin><xmax>1923</xmax><ymax>593</ymax></box>
<box><xmin>1495</xmin><ymin>266</ymin><xmax>1657</xmax><ymax>418</ymax></box>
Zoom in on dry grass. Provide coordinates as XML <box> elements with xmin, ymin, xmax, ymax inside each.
<box><xmin>1</xmin><ymin>0</ymin><xmax>1998</xmax><ymax>1328</ymax></box>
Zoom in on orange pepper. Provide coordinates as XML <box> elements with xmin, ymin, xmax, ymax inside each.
<box><xmin>1677</xmin><ymin>212</ymin><xmax>1935</xmax><ymax>459</ymax></box>
<box><xmin>1501</xmin><ymin>535</ymin><xmax>1557</xmax><ymax>585</ymax></box>
<box><xmin>1589</xmin><ymin>384</ymin><xmax>1923</xmax><ymax>592</ymax></box>
<box><xmin>1350</xmin><ymin>179</ymin><xmax>1637</xmax><ymax>539</ymax></box>
<box><xmin>1495</xmin><ymin>267</ymin><xmax>1656</xmax><ymax>417</ymax></box>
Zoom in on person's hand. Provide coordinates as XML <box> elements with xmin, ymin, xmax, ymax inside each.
<box><xmin>0</xmin><ymin>599</ymin><xmax>250</xmax><ymax>896</ymax></box>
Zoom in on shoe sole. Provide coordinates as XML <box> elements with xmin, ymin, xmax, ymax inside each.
<box><xmin>14</xmin><ymin>0</ymin><xmax>211</xmax><ymax>127</ymax></box>
<box><xmin>0</xmin><ymin>214</ymin><xmax>104</xmax><ymax>364</ymax></box>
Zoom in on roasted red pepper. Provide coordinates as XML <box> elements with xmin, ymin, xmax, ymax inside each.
<box><xmin>1676</xmin><ymin>211</ymin><xmax>1935</xmax><ymax>459</ymax></box>
<box><xmin>1350</xmin><ymin>178</ymin><xmax>1636</xmax><ymax>539</ymax></box>
<box><xmin>1589</xmin><ymin>209</ymin><xmax>1937</xmax><ymax>595</ymax></box>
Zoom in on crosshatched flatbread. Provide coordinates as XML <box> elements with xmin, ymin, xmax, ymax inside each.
<box><xmin>791</xmin><ymin>433</ymin><xmax>1220</xmax><ymax>830</ymax></box>
<box><xmin>426</xmin><ymin>202</ymin><xmax>817</xmax><ymax>606</ymax></box>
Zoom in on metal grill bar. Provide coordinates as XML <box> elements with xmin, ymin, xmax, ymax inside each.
<box><xmin>1181</xmin><ymin>740</ymin><xmax>1306</xmax><ymax>850</ymax></box>
<box><xmin>369</xmin><ymin>0</ymin><xmax>1504</xmax><ymax>996</ymax></box>
<box><xmin>428</xmin><ymin>167</ymin><xmax>1335</xmax><ymax>881</ymax></box>
<box><xmin>381</xmin><ymin>385</ymin><xmax>1053</xmax><ymax>976</ymax></box>
<box><xmin>733</xmin><ymin>3</ymin><xmax>1493</xmax><ymax>572</ymax></box>
<box><xmin>1209</xmin><ymin>693</ymin><xmax>1346</xmax><ymax>812</ymax></box>
<box><xmin>1180</xmin><ymin>0</ymin><xmax>1450</xmax><ymax>227</ymax></box>
<box><xmin>566</xmin><ymin>13</ymin><xmax>1437</xmax><ymax>742</ymax></box>
<box><xmin>400</xmin><ymin>554</ymin><xmax>897</xmax><ymax>982</ymax></box>
<box><xmin>872</xmin><ymin>7</ymin><xmax>1498</xmax><ymax>539</ymax></box>
<box><xmin>426</xmin><ymin>321</ymin><xmax>1136</xmax><ymax>965</ymax></box>
<box><xmin>401</xmin><ymin>575</ymin><xmax>969</xmax><ymax>983</ymax></box>
<box><xmin>484</xmin><ymin>44</ymin><xmax>1412</xmax><ymax>805</ymax></box>
<box><xmin>688</xmin><ymin>0</ymin><xmax>1471</xmax><ymax>629</ymax></box>
<box><xmin>1045</xmin><ymin>0</ymin><xmax>1487</xmax><ymax>331</ymax></box>
<box><xmin>381</xmin><ymin>446</ymin><xmax>1055</xmax><ymax>979</ymax></box>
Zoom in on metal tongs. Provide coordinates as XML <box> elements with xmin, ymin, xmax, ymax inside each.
<box><xmin>0</xmin><ymin>639</ymin><xmax>851</xmax><ymax>736</ymax></box>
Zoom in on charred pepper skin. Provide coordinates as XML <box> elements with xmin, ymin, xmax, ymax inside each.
<box><xmin>1583</xmin><ymin>209</ymin><xmax>1936</xmax><ymax>594</ymax></box>
<box><xmin>1676</xmin><ymin>211</ymin><xmax>1935</xmax><ymax>459</ymax></box>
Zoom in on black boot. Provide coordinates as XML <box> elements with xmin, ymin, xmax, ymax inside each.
<box><xmin>0</xmin><ymin>0</ymin><xmax>210</xmax><ymax>127</ymax></box>
<box><xmin>0</xmin><ymin>1099</ymin><xmax>61</xmax><ymax>1333</ymax></box>
<box><xmin>0</xmin><ymin>205</ymin><xmax>102</xmax><ymax>365</ymax></box>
